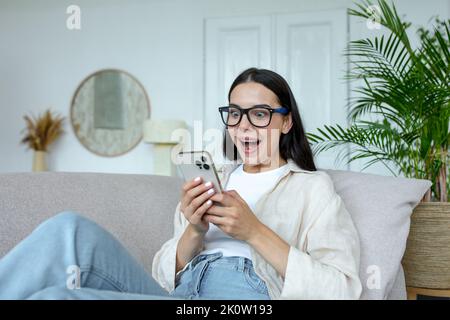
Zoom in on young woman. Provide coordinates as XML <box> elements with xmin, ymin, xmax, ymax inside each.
<box><xmin>153</xmin><ymin>68</ymin><xmax>362</xmax><ymax>300</ymax></box>
<box><xmin>0</xmin><ymin>68</ymin><xmax>362</xmax><ymax>300</ymax></box>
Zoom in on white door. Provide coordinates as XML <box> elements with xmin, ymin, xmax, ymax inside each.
<box><xmin>204</xmin><ymin>15</ymin><xmax>272</xmax><ymax>165</ymax></box>
<box><xmin>275</xmin><ymin>9</ymin><xmax>349</xmax><ymax>170</ymax></box>
<box><xmin>204</xmin><ymin>10</ymin><xmax>349</xmax><ymax>170</ymax></box>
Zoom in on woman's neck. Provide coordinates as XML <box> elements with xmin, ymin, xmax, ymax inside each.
<box><xmin>243</xmin><ymin>157</ymin><xmax>287</xmax><ymax>173</ymax></box>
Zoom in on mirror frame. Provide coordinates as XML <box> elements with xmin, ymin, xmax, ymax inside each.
<box><xmin>70</xmin><ymin>68</ymin><xmax>151</xmax><ymax>157</ymax></box>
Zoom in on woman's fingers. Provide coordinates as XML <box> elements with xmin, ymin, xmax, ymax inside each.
<box><xmin>186</xmin><ymin>180</ymin><xmax>214</xmax><ymax>200</ymax></box>
<box><xmin>203</xmin><ymin>213</ymin><xmax>226</xmax><ymax>226</ymax></box>
<box><xmin>181</xmin><ymin>176</ymin><xmax>202</xmax><ymax>193</ymax></box>
<box><xmin>190</xmin><ymin>198</ymin><xmax>214</xmax><ymax>225</ymax></box>
<box><xmin>180</xmin><ymin>177</ymin><xmax>202</xmax><ymax>210</ymax></box>
<box><xmin>181</xmin><ymin>177</ymin><xmax>214</xmax><ymax>211</ymax></box>
<box><xmin>186</xmin><ymin>186</ymin><xmax>215</xmax><ymax>216</ymax></box>
<box><xmin>181</xmin><ymin>177</ymin><xmax>203</xmax><ymax>202</ymax></box>
<box><xmin>182</xmin><ymin>179</ymin><xmax>217</xmax><ymax>221</ymax></box>
<box><xmin>209</xmin><ymin>191</ymin><xmax>235</xmax><ymax>207</ymax></box>
<box><xmin>191</xmin><ymin>186</ymin><xmax>216</xmax><ymax>209</ymax></box>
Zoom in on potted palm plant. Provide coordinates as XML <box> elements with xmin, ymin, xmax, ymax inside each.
<box><xmin>307</xmin><ymin>0</ymin><xmax>450</xmax><ymax>296</ymax></box>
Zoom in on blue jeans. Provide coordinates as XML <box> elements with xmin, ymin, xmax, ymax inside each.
<box><xmin>0</xmin><ymin>212</ymin><xmax>170</xmax><ymax>300</ymax></box>
<box><xmin>0</xmin><ymin>211</ymin><xmax>269</xmax><ymax>300</ymax></box>
<box><xmin>170</xmin><ymin>252</ymin><xmax>270</xmax><ymax>300</ymax></box>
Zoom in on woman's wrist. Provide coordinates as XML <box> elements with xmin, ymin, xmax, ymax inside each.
<box><xmin>247</xmin><ymin>221</ymin><xmax>267</xmax><ymax>245</ymax></box>
<box><xmin>187</xmin><ymin>223</ymin><xmax>208</xmax><ymax>238</ymax></box>
<box><xmin>176</xmin><ymin>224</ymin><xmax>205</xmax><ymax>273</ymax></box>
<box><xmin>246</xmin><ymin>222</ymin><xmax>290</xmax><ymax>279</ymax></box>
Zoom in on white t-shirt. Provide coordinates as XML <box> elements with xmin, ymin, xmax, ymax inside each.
<box><xmin>199</xmin><ymin>163</ymin><xmax>288</xmax><ymax>259</ymax></box>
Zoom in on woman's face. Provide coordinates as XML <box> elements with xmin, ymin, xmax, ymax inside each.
<box><xmin>228</xmin><ymin>82</ymin><xmax>292</xmax><ymax>170</ymax></box>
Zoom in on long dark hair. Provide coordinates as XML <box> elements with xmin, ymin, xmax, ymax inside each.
<box><xmin>222</xmin><ymin>67</ymin><xmax>317</xmax><ymax>171</ymax></box>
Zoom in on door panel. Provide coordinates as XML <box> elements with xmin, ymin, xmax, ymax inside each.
<box><xmin>275</xmin><ymin>10</ymin><xmax>349</xmax><ymax>170</ymax></box>
<box><xmin>204</xmin><ymin>16</ymin><xmax>272</xmax><ymax>165</ymax></box>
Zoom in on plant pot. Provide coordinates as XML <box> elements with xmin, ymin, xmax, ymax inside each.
<box><xmin>402</xmin><ymin>202</ymin><xmax>450</xmax><ymax>289</ymax></box>
<box><xmin>32</xmin><ymin>151</ymin><xmax>48</xmax><ymax>172</ymax></box>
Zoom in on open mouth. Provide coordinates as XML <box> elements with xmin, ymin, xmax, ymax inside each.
<box><xmin>239</xmin><ymin>138</ymin><xmax>261</xmax><ymax>153</ymax></box>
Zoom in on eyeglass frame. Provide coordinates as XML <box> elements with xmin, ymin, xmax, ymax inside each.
<box><xmin>218</xmin><ymin>104</ymin><xmax>290</xmax><ymax>128</ymax></box>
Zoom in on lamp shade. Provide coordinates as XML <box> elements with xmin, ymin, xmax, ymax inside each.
<box><xmin>143</xmin><ymin>119</ymin><xmax>187</xmax><ymax>144</ymax></box>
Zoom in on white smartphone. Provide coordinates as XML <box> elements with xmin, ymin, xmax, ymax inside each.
<box><xmin>176</xmin><ymin>150</ymin><xmax>224</xmax><ymax>193</ymax></box>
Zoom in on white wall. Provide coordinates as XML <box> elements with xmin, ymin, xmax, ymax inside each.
<box><xmin>0</xmin><ymin>0</ymin><xmax>448</xmax><ymax>174</ymax></box>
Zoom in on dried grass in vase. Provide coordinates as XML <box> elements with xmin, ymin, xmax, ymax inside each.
<box><xmin>21</xmin><ymin>110</ymin><xmax>65</xmax><ymax>152</ymax></box>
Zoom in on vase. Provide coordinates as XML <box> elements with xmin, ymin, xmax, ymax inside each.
<box><xmin>402</xmin><ymin>202</ymin><xmax>450</xmax><ymax>289</ymax></box>
<box><xmin>32</xmin><ymin>151</ymin><xmax>48</xmax><ymax>172</ymax></box>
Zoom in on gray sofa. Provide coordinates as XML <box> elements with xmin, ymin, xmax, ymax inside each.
<box><xmin>0</xmin><ymin>171</ymin><xmax>431</xmax><ymax>299</ymax></box>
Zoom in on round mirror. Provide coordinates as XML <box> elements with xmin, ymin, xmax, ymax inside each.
<box><xmin>71</xmin><ymin>69</ymin><xmax>150</xmax><ymax>157</ymax></box>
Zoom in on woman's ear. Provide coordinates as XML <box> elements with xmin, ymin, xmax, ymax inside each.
<box><xmin>281</xmin><ymin>113</ymin><xmax>293</xmax><ymax>134</ymax></box>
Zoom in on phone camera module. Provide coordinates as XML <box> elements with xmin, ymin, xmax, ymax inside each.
<box><xmin>195</xmin><ymin>160</ymin><xmax>202</xmax><ymax>169</ymax></box>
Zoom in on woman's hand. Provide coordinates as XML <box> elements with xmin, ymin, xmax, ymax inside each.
<box><xmin>204</xmin><ymin>190</ymin><xmax>263</xmax><ymax>242</ymax></box>
<box><xmin>180</xmin><ymin>177</ymin><xmax>216</xmax><ymax>235</ymax></box>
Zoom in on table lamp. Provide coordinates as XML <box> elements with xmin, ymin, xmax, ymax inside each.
<box><xmin>143</xmin><ymin>119</ymin><xmax>188</xmax><ymax>176</ymax></box>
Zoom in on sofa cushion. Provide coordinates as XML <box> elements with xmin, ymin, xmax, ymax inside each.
<box><xmin>324</xmin><ymin>169</ymin><xmax>431</xmax><ymax>299</ymax></box>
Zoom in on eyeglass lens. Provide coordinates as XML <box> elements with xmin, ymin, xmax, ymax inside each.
<box><xmin>222</xmin><ymin>106</ymin><xmax>271</xmax><ymax>127</ymax></box>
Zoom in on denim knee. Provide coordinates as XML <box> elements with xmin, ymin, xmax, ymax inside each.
<box><xmin>40</xmin><ymin>211</ymin><xmax>94</xmax><ymax>232</ymax></box>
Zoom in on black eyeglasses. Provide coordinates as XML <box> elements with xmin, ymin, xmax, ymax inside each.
<box><xmin>218</xmin><ymin>104</ymin><xmax>289</xmax><ymax>128</ymax></box>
